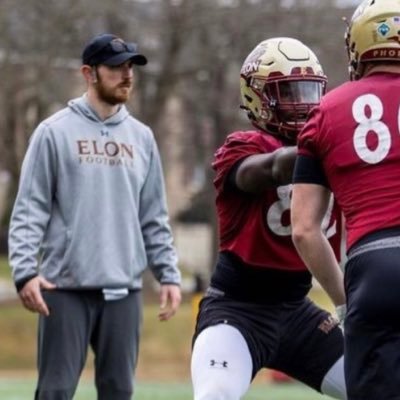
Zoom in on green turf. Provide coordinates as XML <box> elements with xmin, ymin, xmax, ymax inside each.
<box><xmin>0</xmin><ymin>378</ymin><xmax>331</xmax><ymax>399</ymax></box>
<box><xmin>0</xmin><ymin>256</ymin><xmax>11</xmax><ymax>280</ymax></box>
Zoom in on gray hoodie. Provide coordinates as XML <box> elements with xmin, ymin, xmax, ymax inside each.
<box><xmin>8</xmin><ymin>95</ymin><xmax>181</xmax><ymax>290</ymax></box>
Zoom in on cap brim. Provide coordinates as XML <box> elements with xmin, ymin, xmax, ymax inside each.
<box><xmin>102</xmin><ymin>52</ymin><xmax>148</xmax><ymax>66</ymax></box>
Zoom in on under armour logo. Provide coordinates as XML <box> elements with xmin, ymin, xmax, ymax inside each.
<box><xmin>210</xmin><ymin>359</ymin><xmax>228</xmax><ymax>368</ymax></box>
<box><xmin>101</xmin><ymin>130</ymin><xmax>109</xmax><ymax>137</ymax></box>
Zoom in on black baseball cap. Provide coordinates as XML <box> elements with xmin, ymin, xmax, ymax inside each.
<box><xmin>82</xmin><ymin>33</ymin><xmax>148</xmax><ymax>67</ymax></box>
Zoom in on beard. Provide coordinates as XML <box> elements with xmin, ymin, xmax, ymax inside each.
<box><xmin>95</xmin><ymin>76</ymin><xmax>132</xmax><ymax>105</ymax></box>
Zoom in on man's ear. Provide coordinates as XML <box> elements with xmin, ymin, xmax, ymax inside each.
<box><xmin>80</xmin><ymin>65</ymin><xmax>97</xmax><ymax>83</ymax></box>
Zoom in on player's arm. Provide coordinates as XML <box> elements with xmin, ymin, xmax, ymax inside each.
<box><xmin>291</xmin><ymin>155</ymin><xmax>345</xmax><ymax>307</ymax></box>
<box><xmin>233</xmin><ymin>146</ymin><xmax>297</xmax><ymax>193</ymax></box>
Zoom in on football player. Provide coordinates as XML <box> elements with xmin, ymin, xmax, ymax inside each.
<box><xmin>291</xmin><ymin>1</ymin><xmax>400</xmax><ymax>399</ymax></box>
<box><xmin>191</xmin><ymin>37</ymin><xmax>347</xmax><ymax>400</ymax></box>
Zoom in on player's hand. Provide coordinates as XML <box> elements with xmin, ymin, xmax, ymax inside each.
<box><xmin>18</xmin><ymin>276</ymin><xmax>56</xmax><ymax>316</ymax></box>
<box><xmin>158</xmin><ymin>284</ymin><xmax>181</xmax><ymax>321</ymax></box>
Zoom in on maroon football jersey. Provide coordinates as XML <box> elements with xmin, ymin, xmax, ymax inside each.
<box><xmin>298</xmin><ymin>72</ymin><xmax>400</xmax><ymax>249</ymax></box>
<box><xmin>213</xmin><ymin>130</ymin><xmax>342</xmax><ymax>271</ymax></box>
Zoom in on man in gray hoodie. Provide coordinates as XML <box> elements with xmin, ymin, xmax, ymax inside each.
<box><xmin>8</xmin><ymin>33</ymin><xmax>181</xmax><ymax>400</ymax></box>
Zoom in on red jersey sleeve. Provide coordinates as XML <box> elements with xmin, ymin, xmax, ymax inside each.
<box><xmin>213</xmin><ymin>131</ymin><xmax>276</xmax><ymax>192</ymax></box>
<box><xmin>297</xmin><ymin>106</ymin><xmax>325</xmax><ymax>159</ymax></box>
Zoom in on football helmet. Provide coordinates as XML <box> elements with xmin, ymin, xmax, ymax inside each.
<box><xmin>345</xmin><ymin>0</ymin><xmax>400</xmax><ymax>80</ymax></box>
<box><xmin>239</xmin><ymin>37</ymin><xmax>326</xmax><ymax>142</ymax></box>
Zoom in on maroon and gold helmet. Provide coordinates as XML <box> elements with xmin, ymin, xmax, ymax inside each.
<box><xmin>240</xmin><ymin>37</ymin><xmax>327</xmax><ymax>143</ymax></box>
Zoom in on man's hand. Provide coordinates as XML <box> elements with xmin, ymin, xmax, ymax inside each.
<box><xmin>19</xmin><ymin>276</ymin><xmax>56</xmax><ymax>316</ymax></box>
<box><xmin>158</xmin><ymin>284</ymin><xmax>181</xmax><ymax>321</ymax></box>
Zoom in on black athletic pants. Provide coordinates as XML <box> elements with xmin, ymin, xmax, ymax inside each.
<box><xmin>34</xmin><ymin>290</ymin><xmax>142</xmax><ymax>400</ymax></box>
<box><xmin>345</xmin><ymin>239</ymin><xmax>400</xmax><ymax>400</ymax></box>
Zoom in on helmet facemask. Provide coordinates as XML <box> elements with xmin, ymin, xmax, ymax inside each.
<box><xmin>262</xmin><ymin>77</ymin><xmax>325</xmax><ymax>142</ymax></box>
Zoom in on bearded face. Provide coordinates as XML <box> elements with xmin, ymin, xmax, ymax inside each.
<box><xmin>94</xmin><ymin>65</ymin><xmax>133</xmax><ymax>105</ymax></box>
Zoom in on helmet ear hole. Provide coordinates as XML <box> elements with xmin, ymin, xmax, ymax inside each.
<box><xmin>248</xmin><ymin>111</ymin><xmax>257</xmax><ymax>121</ymax></box>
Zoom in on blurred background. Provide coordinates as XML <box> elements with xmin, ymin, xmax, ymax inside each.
<box><xmin>0</xmin><ymin>0</ymin><xmax>357</xmax><ymax>397</ymax></box>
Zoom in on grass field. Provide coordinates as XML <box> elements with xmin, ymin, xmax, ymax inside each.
<box><xmin>0</xmin><ymin>377</ymin><xmax>331</xmax><ymax>399</ymax></box>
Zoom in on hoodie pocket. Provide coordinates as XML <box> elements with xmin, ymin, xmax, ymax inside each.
<box><xmin>41</xmin><ymin>229</ymin><xmax>72</xmax><ymax>283</ymax></box>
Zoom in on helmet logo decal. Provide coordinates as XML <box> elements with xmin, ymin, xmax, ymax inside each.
<box><xmin>377</xmin><ymin>23</ymin><xmax>390</xmax><ymax>36</ymax></box>
<box><xmin>371</xmin><ymin>48</ymin><xmax>400</xmax><ymax>58</ymax></box>
<box><xmin>241</xmin><ymin>59</ymin><xmax>262</xmax><ymax>76</ymax></box>
<box><xmin>240</xmin><ymin>44</ymin><xmax>268</xmax><ymax>76</ymax></box>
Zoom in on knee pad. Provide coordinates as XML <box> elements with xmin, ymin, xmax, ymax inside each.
<box><xmin>191</xmin><ymin>324</ymin><xmax>252</xmax><ymax>400</ymax></box>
